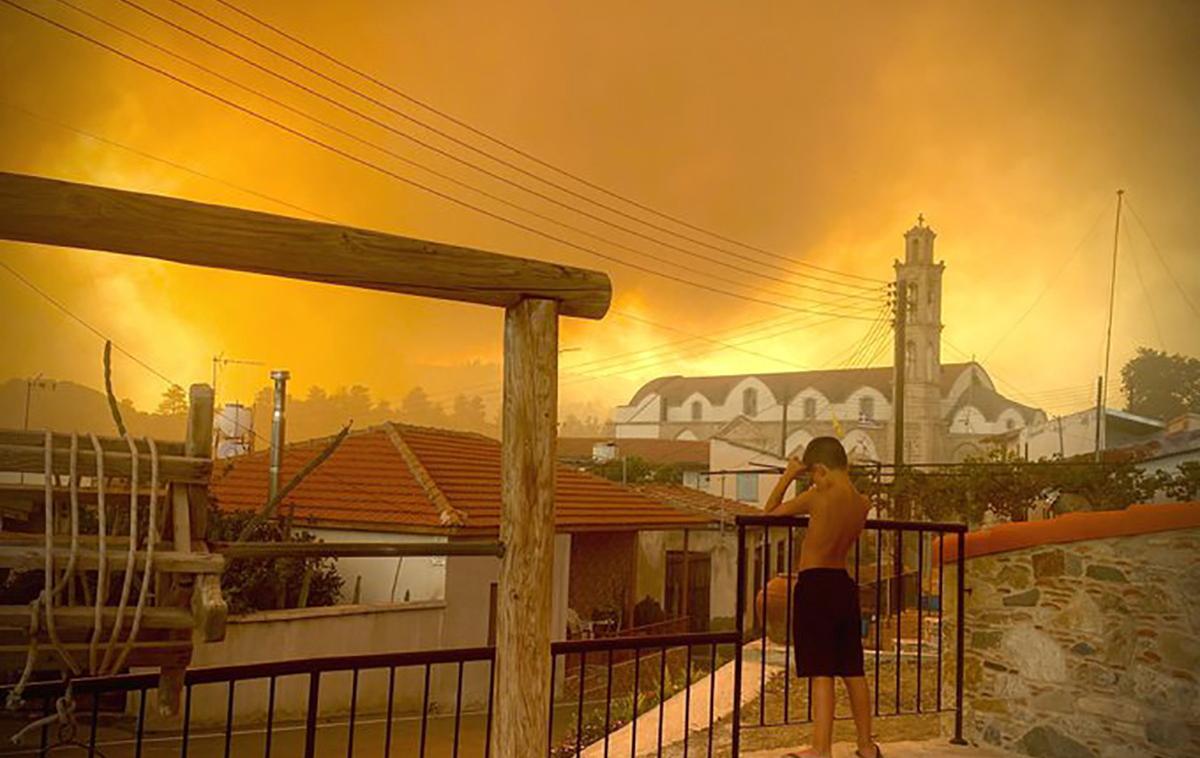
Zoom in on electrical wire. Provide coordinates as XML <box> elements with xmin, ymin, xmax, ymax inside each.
<box><xmin>106</xmin><ymin>0</ymin><xmax>885</xmax><ymax>306</ymax></box>
<box><xmin>1125</xmin><ymin>199</ymin><xmax>1199</xmax><ymax>320</ymax></box>
<box><xmin>982</xmin><ymin>203</ymin><xmax>1109</xmax><ymax>362</ymax></box>
<box><xmin>206</xmin><ymin>0</ymin><xmax>886</xmax><ymax>286</ymax></box>
<box><xmin>12</xmin><ymin>0</ymin><xmax>881</xmax><ymax>319</ymax></box>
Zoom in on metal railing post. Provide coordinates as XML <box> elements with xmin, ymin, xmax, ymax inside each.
<box><xmin>303</xmin><ymin>672</ymin><xmax>320</xmax><ymax>758</ymax></box>
<box><xmin>732</xmin><ymin>521</ymin><xmax>746</xmax><ymax>756</ymax></box>
<box><xmin>951</xmin><ymin>530</ymin><xmax>967</xmax><ymax>745</ymax></box>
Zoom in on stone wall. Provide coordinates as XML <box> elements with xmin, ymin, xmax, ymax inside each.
<box><xmin>954</xmin><ymin>527</ymin><xmax>1200</xmax><ymax>757</ymax></box>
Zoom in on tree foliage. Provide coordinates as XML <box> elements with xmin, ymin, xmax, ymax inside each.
<box><xmin>1121</xmin><ymin>347</ymin><xmax>1200</xmax><ymax>420</ymax></box>
<box><xmin>861</xmin><ymin>452</ymin><xmax>1197</xmax><ymax>527</ymax></box>
<box><xmin>581</xmin><ymin>455</ymin><xmax>685</xmax><ymax>485</ymax></box>
<box><xmin>206</xmin><ymin>505</ymin><xmax>344</xmax><ymax>615</ymax></box>
<box><xmin>155</xmin><ymin>384</ymin><xmax>189</xmax><ymax>415</ymax></box>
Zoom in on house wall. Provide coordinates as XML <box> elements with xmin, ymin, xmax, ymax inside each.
<box><xmin>150</xmin><ymin>602</ymin><xmax>449</xmax><ymax>728</ymax></box>
<box><xmin>568</xmin><ymin>531</ymin><xmax>637</xmax><ymax>627</ymax></box>
<box><xmin>947</xmin><ymin>527</ymin><xmax>1200</xmax><ymax>757</ymax></box>
<box><xmin>308</xmin><ymin>527</ymin><xmax>447</xmax><ymax>604</ymax></box>
<box><xmin>707</xmin><ymin>439</ymin><xmax>792</xmax><ymax>509</ymax></box>
<box><xmin>634</xmin><ymin>528</ymin><xmax>738</xmax><ymax>629</ymax></box>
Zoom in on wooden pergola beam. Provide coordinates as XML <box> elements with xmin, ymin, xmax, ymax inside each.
<box><xmin>0</xmin><ymin>172</ymin><xmax>612</xmax><ymax>319</ymax></box>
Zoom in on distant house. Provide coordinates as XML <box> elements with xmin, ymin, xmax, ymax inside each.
<box><xmin>210</xmin><ymin>423</ymin><xmax>747</xmax><ymax>646</ymax></box>
<box><xmin>558</xmin><ymin>436</ymin><xmax>711</xmax><ymax>488</ymax></box>
<box><xmin>993</xmin><ymin>406</ymin><xmax>1166</xmax><ymax>461</ymax></box>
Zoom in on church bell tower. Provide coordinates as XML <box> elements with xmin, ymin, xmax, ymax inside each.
<box><xmin>893</xmin><ymin>216</ymin><xmax>945</xmax><ymax>463</ymax></box>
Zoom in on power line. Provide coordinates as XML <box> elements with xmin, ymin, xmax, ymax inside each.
<box><xmin>1121</xmin><ymin>220</ymin><xmax>1166</xmax><ymax>351</ymax></box>
<box><xmin>606</xmin><ymin>310</ymin><xmax>810</xmax><ymax>371</ymax></box>
<box><xmin>1125</xmin><ymin>199</ymin><xmax>1199</xmax><ymax>320</ymax></box>
<box><xmin>982</xmin><ymin>203</ymin><xmax>1109</xmax><ymax>362</ymax></box>
<box><xmin>207</xmin><ymin>0</ymin><xmax>887</xmax><ymax>287</ymax></box>
<box><xmin>0</xmin><ymin>254</ymin><xmax>386</xmax><ymax>502</ymax></box>
<box><xmin>0</xmin><ymin>95</ymin><xmax>863</xmax><ymax>415</ymax></box>
<box><xmin>0</xmin><ymin>258</ymin><xmax>177</xmax><ymax>386</ymax></box>
<box><xmin>110</xmin><ymin>0</ymin><xmax>884</xmax><ymax>305</ymax></box>
<box><xmin>17</xmin><ymin>0</ymin><xmax>882</xmax><ymax>320</ymax></box>
<box><xmin>0</xmin><ymin>100</ymin><xmax>334</xmax><ymax>222</ymax></box>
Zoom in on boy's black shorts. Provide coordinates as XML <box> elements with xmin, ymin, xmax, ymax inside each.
<box><xmin>791</xmin><ymin>568</ymin><xmax>865</xmax><ymax>677</ymax></box>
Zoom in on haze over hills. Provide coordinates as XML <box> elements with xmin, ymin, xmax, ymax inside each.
<box><xmin>0</xmin><ymin>376</ymin><xmax>609</xmax><ymax>446</ymax></box>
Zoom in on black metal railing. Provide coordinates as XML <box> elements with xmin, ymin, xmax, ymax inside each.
<box><xmin>548</xmin><ymin>630</ymin><xmax>739</xmax><ymax>758</ymax></box>
<box><xmin>732</xmin><ymin>514</ymin><xmax>967</xmax><ymax>754</ymax></box>
<box><xmin>2</xmin><ymin>630</ymin><xmax>740</xmax><ymax>758</ymax></box>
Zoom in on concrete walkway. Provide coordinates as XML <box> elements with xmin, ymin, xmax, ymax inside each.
<box><xmin>581</xmin><ymin>642</ymin><xmax>783</xmax><ymax>758</ymax></box>
<box><xmin>744</xmin><ymin>740</ymin><xmax>1022</xmax><ymax>757</ymax></box>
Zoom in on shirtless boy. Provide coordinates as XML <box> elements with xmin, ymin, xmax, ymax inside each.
<box><xmin>764</xmin><ymin>436</ymin><xmax>881</xmax><ymax>758</ymax></box>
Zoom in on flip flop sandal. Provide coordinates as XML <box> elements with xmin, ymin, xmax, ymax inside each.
<box><xmin>856</xmin><ymin>745</ymin><xmax>884</xmax><ymax>758</ymax></box>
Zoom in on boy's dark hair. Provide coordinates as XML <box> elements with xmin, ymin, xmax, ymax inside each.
<box><xmin>801</xmin><ymin>436</ymin><xmax>848</xmax><ymax>470</ymax></box>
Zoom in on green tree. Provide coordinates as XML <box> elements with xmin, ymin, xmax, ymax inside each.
<box><xmin>450</xmin><ymin>393</ymin><xmax>489</xmax><ymax>433</ymax></box>
<box><xmin>1121</xmin><ymin>347</ymin><xmax>1200</xmax><ymax>420</ymax></box>
<box><xmin>399</xmin><ymin>386</ymin><xmax>447</xmax><ymax>427</ymax></box>
<box><xmin>206</xmin><ymin>504</ymin><xmax>344</xmax><ymax>614</ymax></box>
<box><xmin>156</xmin><ymin>384</ymin><xmax>189</xmax><ymax>415</ymax></box>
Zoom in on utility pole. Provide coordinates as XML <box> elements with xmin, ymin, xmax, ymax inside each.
<box><xmin>1100</xmin><ymin>189</ymin><xmax>1124</xmax><ymax>454</ymax></box>
<box><xmin>779</xmin><ymin>387</ymin><xmax>790</xmax><ymax>458</ymax></box>
<box><xmin>892</xmin><ymin>283</ymin><xmax>907</xmax><ymax>467</ymax></box>
<box><xmin>1056</xmin><ymin>415</ymin><xmax>1065</xmax><ymax>458</ymax></box>
<box><xmin>21</xmin><ymin>374</ymin><xmax>55</xmax><ymax>484</ymax></box>
<box><xmin>1093</xmin><ymin>376</ymin><xmax>1104</xmax><ymax>462</ymax></box>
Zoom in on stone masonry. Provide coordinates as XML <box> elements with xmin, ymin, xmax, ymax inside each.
<box><xmin>949</xmin><ymin>527</ymin><xmax>1200</xmax><ymax>757</ymax></box>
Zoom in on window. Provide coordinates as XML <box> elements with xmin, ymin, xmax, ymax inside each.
<box><xmin>690</xmin><ymin>400</ymin><xmax>702</xmax><ymax>421</ymax></box>
<box><xmin>736</xmin><ymin>473</ymin><xmax>758</xmax><ymax>503</ymax></box>
<box><xmin>742</xmin><ymin>388</ymin><xmax>758</xmax><ymax>417</ymax></box>
<box><xmin>803</xmin><ymin>397</ymin><xmax>817</xmax><ymax>419</ymax></box>
<box><xmin>859</xmin><ymin>396</ymin><xmax>875</xmax><ymax>422</ymax></box>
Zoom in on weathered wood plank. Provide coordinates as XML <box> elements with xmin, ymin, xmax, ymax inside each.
<box><xmin>0</xmin><ymin>640</ymin><xmax>191</xmax><ymax>670</ymax></box>
<box><xmin>493</xmin><ymin>297</ymin><xmax>559</xmax><ymax>758</ymax></box>
<box><xmin>0</xmin><ymin>172</ymin><xmax>612</xmax><ymax>319</ymax></box>
<box><xmin>0</xmin><ymin>547</ymin><xmax>224</xmax><ymax>574</ymax></box>
<box><xmin>0</xmin><ymin>606</ymin><xmax>194</xmax><ymax>631</ymax></box>
<box><xmin>0</xmin><ymin>444</ymin><xmax>210</xmax><ymax>482</ymax></box>
<box><xmin>0</xmin><ymin>429</ymin><xmax>186</xmax><ymax>457</ymax></box>
<box><xmin>191</xmin><ymin>574</ymin><xmax>227</xmax><ymax>643</ymax></box>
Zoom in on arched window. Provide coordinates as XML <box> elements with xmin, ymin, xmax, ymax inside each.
<box><xmin>906</xmin><ymin>282</ymin><xmax>918</xmax><ymax>321</ymax></box>
<box><xmin>859</xmin><ymin>396</ymin><xmax>875</xmax><ymax>422</ymax></box>
<box><xmin>690</xmin><ymin>401</ymin><xmax>702</xmax><ymax>421</ymax></box>
<box><xmin>742</xmin><ymin>388</ymin><xmax>758</xmax><ymax>417</ymax></box>
<box><xmin>803</xmin><ymin>397</ymin><xmax>817</xmax><ymax>419</ymax></box>
<box><xmin>906</xmin><ymin>340</ymin><xmax>917</xmax><ymax>378</ymax></box>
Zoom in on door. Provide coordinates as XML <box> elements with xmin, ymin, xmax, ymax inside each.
<box><xmin>665</xmin><ymin>551</ymin><xmax>712</xmax><ymax>631</ymax></box>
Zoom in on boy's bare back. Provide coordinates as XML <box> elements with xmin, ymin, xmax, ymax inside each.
<box><xmin>798</xmin><ymin>479</ymin><xmax>870</xmax><ymax>571</ymax></box>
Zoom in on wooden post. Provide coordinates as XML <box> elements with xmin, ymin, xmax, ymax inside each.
<box><xmin>492</xmin><ymin>298</ymin><xmax>558</xmax><ymax>758</ymax></box>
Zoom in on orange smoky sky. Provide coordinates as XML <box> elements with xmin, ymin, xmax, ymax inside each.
<box><xmin>1</xmin><ymin>0</ymin><xmax>1198</xmax><ymax>423</ymax></box>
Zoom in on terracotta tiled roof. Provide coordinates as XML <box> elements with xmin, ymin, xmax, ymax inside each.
<box><xmin>557</xmin><ymin>437</ymin><xmax>710</xmax><ymax>466</ymax></box>
<box><xmin>632</xmin><ymin>484</ymin><xmax>759</xmax><ymax>522</ymax></box>
<box><xmin>210</xmin><ymin>423</ymin><xmax>713</xmax><ymax>534</ymax></box>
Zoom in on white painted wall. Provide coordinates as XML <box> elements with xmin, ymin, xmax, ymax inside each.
<box><xmin>614</xmin><ymin>381</ymin><xmax>894</xmax><ymax>440</ymax></box>
<box><xmin>308</xmin><ymin>528</ymin><xmax>447</xmax><ymax>604</ymax></box>
<box><xmin>708</xmin><ymin>439</ymin><xmax>786</xmax><ymax>510</ymax></box>
<box><xmin>1018</xmin><ymin>410</ymin><xmax>1105</xmax><ymax>460</ymax></box>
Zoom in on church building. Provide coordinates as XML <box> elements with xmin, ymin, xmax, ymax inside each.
<box><xmin>611</xmin><ymin>220</ymin><xmax>1045</xmax><ymax>465</ymax></box>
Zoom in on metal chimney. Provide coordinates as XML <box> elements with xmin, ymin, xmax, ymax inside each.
<box><xmin>268</xmin><ymin>370</ymin><xmax>290</xmax><ymax>502</ymax></box>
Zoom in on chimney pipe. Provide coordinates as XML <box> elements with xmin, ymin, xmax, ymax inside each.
<box><xmin>268</xmin><ymin>370</ymin><xmax>290</xmax><ymax>502</ymax></box>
